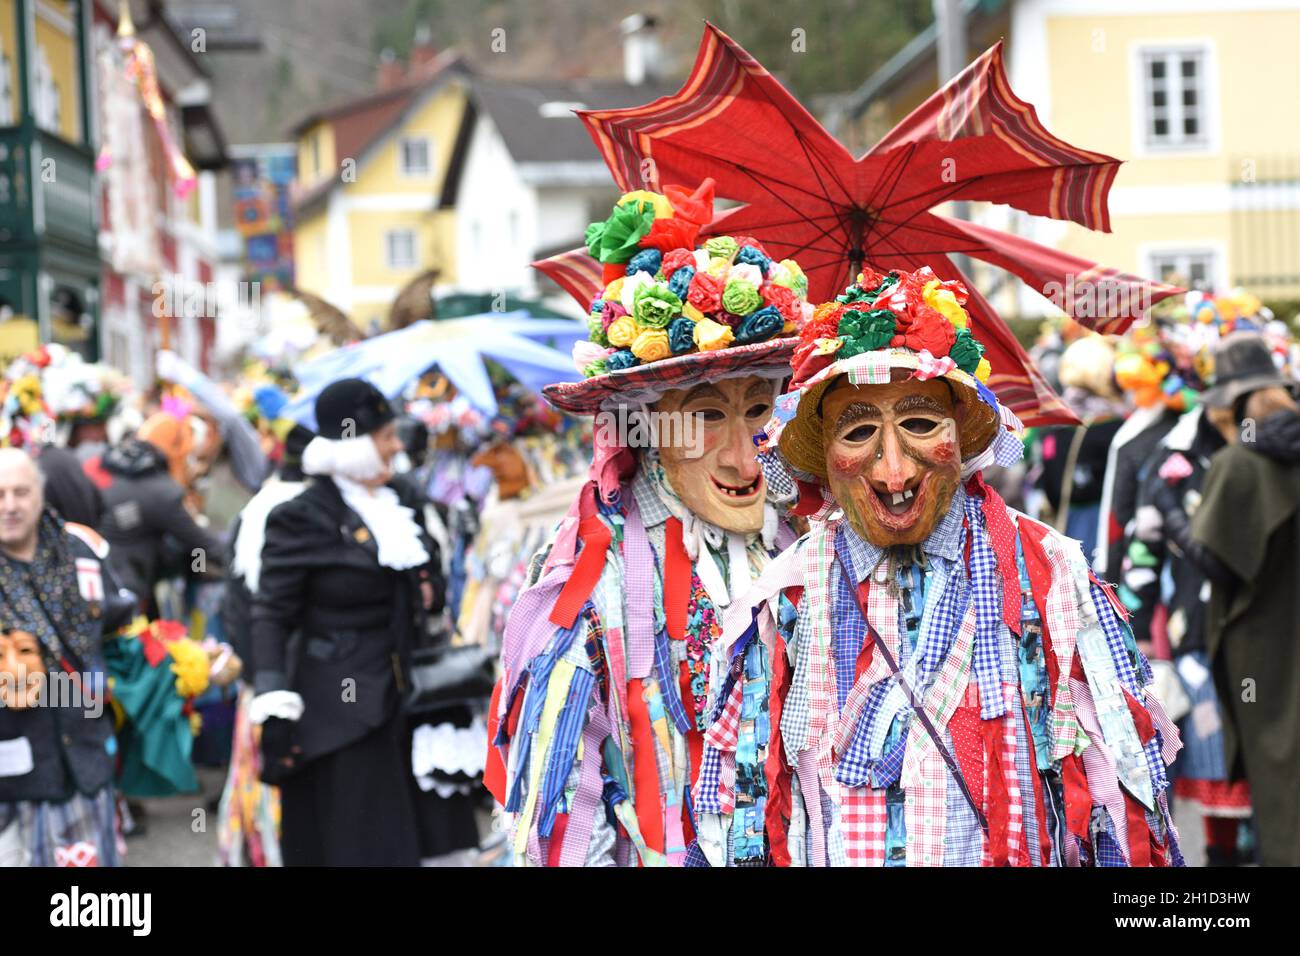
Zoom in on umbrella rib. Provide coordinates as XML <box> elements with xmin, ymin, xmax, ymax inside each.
<box><xmin>862</xmin><ymin>142</ymin><xmax>917</xmax><ymax>217</ymax></box>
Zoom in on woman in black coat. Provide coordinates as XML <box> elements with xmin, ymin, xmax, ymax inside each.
<box><xmin>249</xmin><ymin>379</ymin><xmax>444</xmax><ymax>866</ymax></box>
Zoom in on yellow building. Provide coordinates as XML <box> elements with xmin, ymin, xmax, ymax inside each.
<box><xmin>834</xmin><ymin>0</ymin><xmax>1300</xmax><ymax>310</ymax></box>
<box><xmin>290</xmin><ymin>49</ymin><xmax>472</xmax><ymax>332</ymax></box>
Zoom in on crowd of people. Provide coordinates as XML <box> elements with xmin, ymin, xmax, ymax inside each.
<box><xmin>0</xmin><ymin>243</ymin><xmax>1297</xmax><ymax>870</ymax></box>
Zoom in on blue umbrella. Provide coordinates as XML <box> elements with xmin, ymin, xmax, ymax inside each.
<box><xmin>284</xmin><ymin>311</ymin><xmax>586</xmax><ymax>428</ymax></box>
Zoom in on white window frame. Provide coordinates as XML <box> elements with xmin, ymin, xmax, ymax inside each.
<box><xmin>385</xmin><ymin>228</ymin><xmax>418</xmax><ymax>270</ymax></box>
<box><xmin>1130</xmin><ymin>39</ymin><xmax>1218</xmax><ymax>157</ymax></box>
<box><xmin>1142</xmin><ymin>243</ymin><xmax>1224</xmax><ymax>293</ymax></box>
<box><xmin>398</xmin><ymin>136</ymin><xmax>431</xmax><ymax>177</ymax></box>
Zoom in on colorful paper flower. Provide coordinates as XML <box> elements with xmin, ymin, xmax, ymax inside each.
<box><xmin>607</xmin><ymin>315</ymin><xmax>638</xmax><ymax>348</ymax></box>
<box><xmin>975</xmin><ymin>357</ymin><xmax>992</xmax><ymax>383</ymax></box>
<box><xmin>735</xmin><ymin>244</ymin><xmax>771</xmax><ymax>275</ymax></box>
<box><xmin>949</xmin><ymin>326</ymin><xmax>985</xmax><ymax>375</ymax></box>
<box><xmin>736</xmin><ymin>305</ymin><xmax>785</xmax><ymax>343</ymax></box>
<box><xmin>617</xmin><ymin>189</ymin><xmax>674</xmax><ymax>218</ymax></box>
<box><xmin>626</xmin><ymin>248</ymin><xmax>663</xmax><ymax>277</ymax></box>
<box><xmin>585</xmin><ymin>314</ymin><xmax>610</xmax><ymax>347</ymax></box>
<box><xmin>606</xmin><ymin>349</ymin><xmax>639</xmax><ymax>371</ymax></box>
<box><xmin>640</xmin><ymin>216</ymin><xmax>700</xmax><ymax>253</ymax></box>
<box><xmin>668</xmin><ymin>317</ymin><xmax>697</xmax><ymax>354</ymax></box>
<box><xmin>837</xmin><ymin>308</ymin><xmax>898</xmax><ymax>356</ymax></box>
<box><xmin>902</xmin><ymin>306</ymin><xmax>957</xmax><ymax>357</ymax></box>
<box><xmin>704</xmin><ymin>235</ymin><xmax>739</xmax><ymax>262</ymax></box>
<box><xmin>923</xmin><ymin>278</ymin><xmax>969</xmax><ymax>328</ymax></box>
<box><xmin>584</xmin><ymin>201</ymin><xmax>655</xmax><ymax>264</ymax></box>
<box><xmin>661</xmin><ymin>248</ymin><xmax>697</xmax><ymax>278</ymax></box>
<box><xmin>721</xmin><ymin>279</ymin><xmax>762</xmax><ymax>316</ymax></box>
<box><xmin>600</xmin><ymin>299</ymin><xmax>628</xmax><ymax>331</ymax></box>
<box><xmin>686</xmin><ymin>271</ymin><xmax>724</xmax><ymax>313</ymax></box>
<box><xmin>631</xmin><ymin>328</ymin><xmax>672</xmax><ymax>362</ymax></box>
<box><xmin>573</xmin><ymin>340</ymin><xmax>614</xmax><ymax>371</ymax></box>
<box><xmin>693</xmin><ymin>317</ymin><xmax>735</xmax><ymax>351</ymax></box>
<box><xmin>667</xmin><ymin>265</ymin><xmax>695</xmax><ymax>301</ymax></box>
<box><xmin>633</xmin><ymin>283</ymin><xmax>683</xmax><ymax>328</ymax></box>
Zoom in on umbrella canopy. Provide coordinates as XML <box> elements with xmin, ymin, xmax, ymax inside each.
<box><xmin>536</xmin><ymin>24</ymin><xmax>1181</xmax><ymax>426</ymax></box>
<box><xmin>284</xmin><ymin>311</ymin><xmax>588</xmax><ymax>428</ymax></box>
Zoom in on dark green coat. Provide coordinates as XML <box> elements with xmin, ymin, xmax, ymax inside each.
<box><xmin>1193</xmin><ymin>441</ymin><xmax>1300</xmax><ymax>866</ymax></box>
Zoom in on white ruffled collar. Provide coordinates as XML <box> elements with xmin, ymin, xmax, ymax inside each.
<box><xmin>333</xmin><ymin>475</ymin><xmax>430</xmax><ymax>571</ymax></box>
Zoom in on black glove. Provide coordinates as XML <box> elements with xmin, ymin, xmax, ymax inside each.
<box><xmin>258</xmin><ymin>717</ymin><xmax>304</xmax><ymax>786</ymax></box>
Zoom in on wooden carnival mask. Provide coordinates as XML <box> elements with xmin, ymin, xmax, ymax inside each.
<box><xmin>654</xmin><ymin>375</ymin><xmax>774</xmax><ymax>534</ymax></box>
<box><xmin>0</xmin><ymin>629</ymin><xmax>46</xmax><ymax>709</ymax></box>
<box><xmin>821</xmin><ymin>376</ymin><xmax>963</xmax><ymax>547</ymax></box>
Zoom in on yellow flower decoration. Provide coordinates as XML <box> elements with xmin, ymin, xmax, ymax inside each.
<box><xmin>631</xmin><ymin>328</ymin><xmax>671</xmax><ymax>363</ymax></box>
<box><xmin>975</xmin><ymin>357</ymin><xmax>992</xmax><ymax>383</ymax></box>
<box><xmin>167</xmin><ymin>637</ymin><xmax>211</xmax><ymax>699</ymax></box>
<box><xmin>681</xmin><ymin>302</ymin><xmax>706</xmax><ymax>324</ymax></box>
<box><xmin>693</xmin><ymin>317</ymin><xmax>735</xmax><ymax>351</ymax></box>
<box><xmin>604</xmin><ymin>277</ymin><xmax>626</xmax><ymax>303</ymax></box>
<box><xmin>922</xmin><ymin>279</ymin><xmax>968</xmax><ymax>329</ymax></box>
<box><xmin>813</xmin><ymin>337</ymin><xmax>844</xmax><ymax>356</ymax></box>
<box><xmin>617</xmin><ymin>190</ymin><xmax>674</xmax><ymax>219</ymax></box>
<box><xmin>779</xmin><ymin>259</ymin><xmax>806</xmax><ymax>284</ymax></box>
<box><xmin>606</xmin><ymin>315</ymin><xmax>638</xmax><ymax>348</ymax></box>
<box><xmin>706</xmin><ymin>257</ymin><xmax>731</xmax><ymax>278</ymax></box>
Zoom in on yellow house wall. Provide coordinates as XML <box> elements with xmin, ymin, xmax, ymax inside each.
<box><xmin>35</xmin><ymin>5</ymin><xmax>80</xmax><ymax>143</ymax></box>
<box><xmin>293</xmin><ymin>212</ymin><xmax>329</xmax><ymax>300</ymax></box>
<box><xmin>348</xmin><ymin>206</ymin><xmax>456</xmax><ymax>287</ymax></box>
<box><xmin>351</xmin><ymin>81</ymin><xmax>464</xmax><ymax>197</ymax></box>
<box><xmin>1043</xmin><ymin>9</ymin><xmax>1300</xmax><ymax>294</ymax></box>
<box><xmin>297</xmin><ymin>121</ymin><xmax>337</xmax><ymax>189</ymax></box>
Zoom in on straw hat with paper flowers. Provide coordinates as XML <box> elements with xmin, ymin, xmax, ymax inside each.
<box><xmin>766</xmin><ymin>266</ymin><xmax>1025</xmax><ymax>499</ymax></box>
<box><xmin>543</xmin><ymin>179</ymin><xmax>816</xmax><ymax>415</ymax></box>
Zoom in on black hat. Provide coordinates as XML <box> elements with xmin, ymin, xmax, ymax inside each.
<box><xmin>314</xmin><ymin>378</ymin><xmax>395</xmax><ymax>440</ymax></box>
<box><xmin>1202</xmin><ymin>333</ymin><xmax>1292</xmax><ymax>409</ymax></box>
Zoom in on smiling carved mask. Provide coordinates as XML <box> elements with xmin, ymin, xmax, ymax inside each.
<box><xmin>654</xmin><ymin>375</ymin><xmax>776</xmax><ymax>534</ymax></box>
<box><xmin>822</xmin><ymin>376</ymin><xmax>963</xmax><ymax>547</ymax></box>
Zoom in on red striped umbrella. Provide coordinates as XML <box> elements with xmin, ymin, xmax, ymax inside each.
<box><xmin>535</xmin><ymin>24</ymin><xmax>1181</xmax><ymax>427</ymax></box>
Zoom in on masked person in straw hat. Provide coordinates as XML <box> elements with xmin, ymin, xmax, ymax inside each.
<box><xmin>691</xmin><ymin>267</ymin><xmax>1183</xmax><ymax>867</ymax></box>
<box><xmin>487</xmin><ymin>182</ymin><xmax>816</xmax><ymax>866</ymax></box>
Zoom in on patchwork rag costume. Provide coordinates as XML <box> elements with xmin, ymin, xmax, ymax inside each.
<box><xmin>691</xmin><ymin>268</ymin><xmax>1183</xmax><ymax>866</ymax></box>
<box><xmin>488</xmin><ymin>184</ymin><xmax>815</xmax><ymax>866</ymax></box>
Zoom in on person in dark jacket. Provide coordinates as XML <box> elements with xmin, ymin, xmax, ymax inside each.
<box><xmin>1192</xmin><ymin>333</ymin><xmax>1300</xmax><ymax>867</ymax></box>
<box><xmin>93</xmin><ymin>416</ymin><xmax>223</xmax><ymax>614</ymax></box>
<box><xmin>32</xmin><ymin>445</ymin><xmax>103</xmax><ymax>529</ymax></box>
<box><xmin>249</xmin><ymin>380</ymin><xmax>445</xmax><ymax>866</ymax></box>
<box><xmin>0</xmin><ymin>449</ymin><xmax>135</xmax><ymax>867</ymax></box>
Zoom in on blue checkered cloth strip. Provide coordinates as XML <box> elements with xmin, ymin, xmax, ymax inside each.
<box><xmin>694</xmin><ymin>617</ymin><xmax>760</xmax><ymax>817</ymax></box>
<box><xmin>1090</xmin><ymin>581</ymin><xmax>1143</xmax><ymax>696</ymax></box>
<box><xmin>503</xmin><ymin>618</ymin><xmax>584</xmax><ymax>813</ymax></box>
<box><xmin>913</xmin><ymin>556</ymin><xmax>969</xmax><ymax>694</ymax></box>
<box><xmin>835</xmin><ymin>680</ymin><xmax>895</xmax><ymax>788</ymax></box>
<box><xmin>653</xmin><ymin>626</ymin><xmax>694</xmax><ymax>735</ymax></box>
<box><xmin>964</xmin><ymin>494</ymin><xmax>1006</xmax><ymax>718</ymax></box>
<box><xmin>870</xmin><ymin>729</ymin><xmax>908</xmax><ymax>789</ymax></box>
<box><xmin>684</xmin><ymin>840</ymin><xmax>712</xmax><ymax>867</ymax></box>
<box><xmin>538</xmin><ymin>667</ymin><xmax>597</xmax><ymax>836</ymax></box>
<box><xmin>758</xmin><ymin>448</ymin><xmax>796</xmax><ymax>504</ymax></box>
<box><xmin>832</xmin><ymin>529</ymin><xmax>870</xmax><ymax>712</ymax></box>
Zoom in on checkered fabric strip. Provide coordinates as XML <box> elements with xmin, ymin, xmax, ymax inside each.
<box><xmin>1037</xmin><ymin>530</ymin><xmax>1085</xmax><ymax>761</ymax></box>
<box><xmin>840</xmin><ymin>784</ymin><xmax>887</xmax><ymax>866</ymax></box>
<box><xmin>964</xmin><ymin>496</ymin><xmax>1006</xmax><ymax>718</ymax></box>
<box><xmin>1089</xmin><ymin>581</ymin><xmax>1142</xmax><ymax>697</ymax></box>
<box><xmin>800</xmin><ymin>523</ymin><xmax>840</xmax><ymax>783</ymax></box>
<box><xmin>835</xmin><ymin>681</ymin><xmax>895</xmax><ymax>788</ymax></box>
<box><xmin>719</xmin><ymin>752</ymin><xmax>737</xmax><ymax>815</ymax></box>
<box><xmin>652</xmin><ymin>626</ymin><xmax>694</xmax><ymax>735</ymax></box>
<box><xmin>831</xmin><ymin>530</ymin><xmax>870</xmax><ymax>712</ymax></box>
<box><xmin>913</xmin><ymin>557</ymin><xmax>970</xmax><ymax>695</ymax></box>
<box><xmin>903</xmin><ymin>598</ymin><xmax>977</xmax><ymax>866</ymax></box>
<box><xmin>780</xmin><ymin>606</ymin><xmax>812</xmax><ymax>764</ymax></box>
<box><xmin>693</xmin><ymin>744</ymin><xmax>725</xmax><ymax>815</ymax></box>
<box><xmin>844</xmin><ymin>351</ymin><xmax>897</xmax><ymax>386</ymax></box>
<box><xmin>537</xmin><ymin>668</ymin><xmax>597</xmax><ymax>836</ymax></box>
<box><xmin>1002</xmin><ymin>683</ymin><xmax>1026</xmax><ymax>866</ymax></box>
<box><xmin>704</xmin><ymin>677</ymin><xmax>744</xmax><ymax>752</ymax></box>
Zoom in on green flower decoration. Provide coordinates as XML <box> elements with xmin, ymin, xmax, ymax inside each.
<box><xmin>586</xmin><ymin>314</ymin><xmax>610</xmax><ymax>347</ymax></box>
<box><xmin>837</xmin><ymin>308</ymin><xmax>896</xmax><ymax>356</ymax></box>
<box><xmin>583</xmin><ymin>359</ymin><xmax>609</xmax><ymax>378</ymax></box>
<box><xmin>721</xmin><ymin>279</ymin><xmax>762</xmax><ymax>316</ymax></box>
<box><xmin>584</xmin><ymin>201</ymin><xmax>655</xmax><ymax>264</ymax></box>
<box><xmin>704</xmin><ymin>236</ymin><xmax>739</xmax><ymax>262</ymax></box>
<box><xmin>949</xmin><ymin>326</ymin><xmax>985</xmax><ymax>375</ymax></box>
<box><xmin>633</xmin><ymin>283</ymin><xmax>683</xmax><ymax>328</ymax></box>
